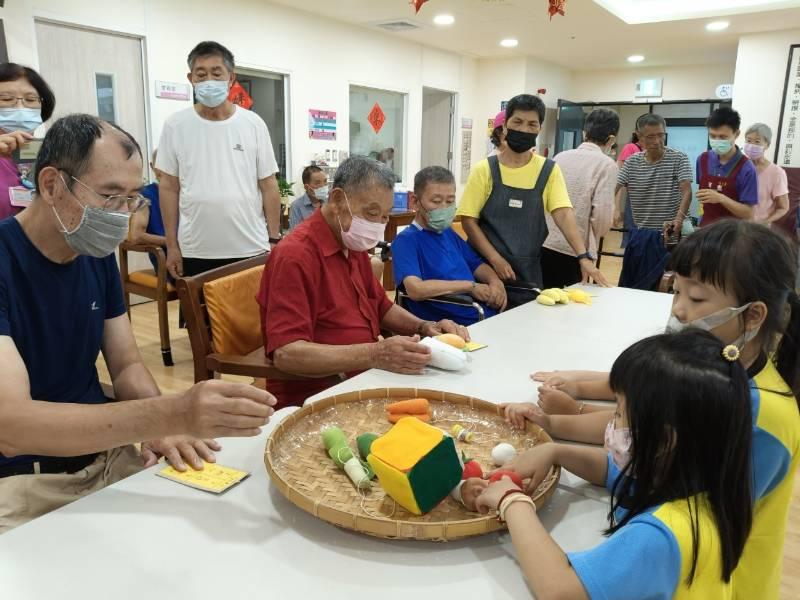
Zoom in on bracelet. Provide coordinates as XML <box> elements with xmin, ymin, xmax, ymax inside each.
<box><xmin>499</xmin><ymin>494</ymin><xmax>536</xmax><ymax>523</ymax></box>
<box><xmin>495</xmin><ymin>488</ymin><xmax>525</xmax><ymax>522</ymax></box>
<box><xmin>578</xmin><ymin>402</ymin><xmax>586</xmax><ymax>415</ymax></box>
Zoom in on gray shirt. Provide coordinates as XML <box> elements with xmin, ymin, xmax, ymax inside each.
<box><xmin>288</xmin><ymin>193</ymin><xmax>319</xmax><ymax>230</ymax></box>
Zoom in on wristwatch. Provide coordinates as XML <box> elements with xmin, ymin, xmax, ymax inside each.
<box><xmin>576</xmin><ymin>252</ymin><xmax>595</xmax><ymax>262</ymax></box>
<box><xmin>269</xmin><ymin>236</ymin><xmax>283</xmax><ymax>244</ymax></box>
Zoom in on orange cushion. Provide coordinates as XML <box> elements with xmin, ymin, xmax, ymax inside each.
<box><xmin>203</xmin><ymin>266</ymin><xmax>264</xmax><ymax>356</ymax></box>
<box><xmin>451</xmin><ymin>221</ymin><xmax>468</xmax><ymax>241</ymax></box>
<box><xmin>128</xmin><ymin>270</ymin><xmax>175</xmax><ymax>292</ymax></box>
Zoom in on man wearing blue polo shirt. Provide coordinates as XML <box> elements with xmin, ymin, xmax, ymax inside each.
<box><xmin>392</xmin><ymin>166</ymin><xmax>507</xmax><ymax>326</ymax></box>
<box><xmin>697</xmin><ymin>106</ymin><xmax>758</xmax><ymax>226</ymax></box>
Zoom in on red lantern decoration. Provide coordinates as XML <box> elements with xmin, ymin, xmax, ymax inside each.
<box><xmin>411</xmin><ymin>0</ymin><xmax>429</xmax><ymax>15</ymax></box>
<box><xmin>549</xmin><ymin>0</ymin><xmax>566</xmax><ymax>20</ymax></box>
<box><xmin>228</xmin><ymin>81</ymin><xmax>253</xmax><ymax>110</ymax></box>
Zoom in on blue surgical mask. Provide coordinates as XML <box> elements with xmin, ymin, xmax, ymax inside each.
<box><xmin>0</xmin><ymin>108</ymin><xmax>42</xmax><ymax>134</ymax></box>
<box><xmin>709</xmin><ymin>138</ymin><xmax>733</xmax><ymax>156</ymax></box>
<box><xmin>194</xmin><ymin>80</ymin><xmax>229</xmax><ymax>108</ymax></box>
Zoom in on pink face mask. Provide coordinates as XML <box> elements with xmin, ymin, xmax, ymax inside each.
<box><xmin>743</xmin><ymin>143</ymin><xmax>764</xmax><ymax>160</ymax></box>
<box><xmin>604</xmin><ymin>418</ymin><xmax>632</xmax><ymax>472</ymax></box>
<box><xmin>338</xmin><ymin>192</ymin><xmax>386</xmax><ymax>252</ymax></box>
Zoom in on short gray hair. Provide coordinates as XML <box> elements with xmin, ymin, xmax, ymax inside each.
<box><xmin>745</xmin><ymin>122</ymin><xmax>772</xmax><ymax>145</ymax></box>
<box><xmin>187</xmin><ymin>41</ymin><xmax>235</xmax><ymax>73</ymax></box>
<box><xmin>333</xmin><ymin>156</ymin><xmax>396</xmax><ymax>196</ymax></box>
<box><xmin>637</xmin><ymin>113</ymin><xmax>666</xmax><ymax>131</ymax></box>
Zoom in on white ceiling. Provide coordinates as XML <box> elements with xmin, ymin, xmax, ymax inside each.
<box><xmin>268</xmin><ymin>0</ymin><xmax>800</xmax><ymax>69</ymax></box>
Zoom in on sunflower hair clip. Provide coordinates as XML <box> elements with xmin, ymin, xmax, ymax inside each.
<box><xmin>722</xmin><ymin>345</ymin><xmax>741</xmax><ymax>362</ymax></box>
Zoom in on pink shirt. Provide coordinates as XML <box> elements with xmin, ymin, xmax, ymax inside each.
<box><xmin>618</xmin><ymin>142</ymin><xmax>642</xmax><ymax>164</ymax></box>
<box><xmin>0</xmin><ymin>157</ymin><xmax>22</xmax><ymax>222</ymax></box>
<box><xmin>544</xmin><ymin>143</ymin><xmax>618</xmax><ymax>256</ymax></box>
<box><xmin>752</xmin><ymin>162</ymin><xmax>789</xmax><ymax>223</ymax></box>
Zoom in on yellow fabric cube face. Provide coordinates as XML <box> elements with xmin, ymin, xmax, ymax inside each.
<box><xmin>369</xmin><ymin>417</ymin><xmax>442</xmax><ymax>472</ymax></box>
<box><xmin>367</xmin><ymin>453</ymin><xmax>421</xmax><ymax>514</ymax></box>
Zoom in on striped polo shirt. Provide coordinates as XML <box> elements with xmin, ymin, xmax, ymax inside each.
<box><xmin>618</xmin><ymin>147</ymin><xmax>693</xmax><ymax>230</ymax></box>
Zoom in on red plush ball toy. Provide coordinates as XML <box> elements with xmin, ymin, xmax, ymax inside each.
<box><xmin>489</xmin><ymin>469</ymin><xmax>523</xmax><ymax>488</ymax></box>
<box><xmin>462</xmin><ymin>459</ymin><xmax>484</xmax><ymax>480</ymax></box>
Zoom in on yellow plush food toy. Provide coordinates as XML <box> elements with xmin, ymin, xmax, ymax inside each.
<box><xmin>540</xmin><ymin>288</ymin><xmax>570</xmax><ymax>304</ymax></box>
<box><xmin>536</xmin><ymin>294</ymin><xmax>557</xmax><ymax>306</ymax></box>
<box><xmin>436</xmin><ymin>333</ymin><xmax>467</xmax><ymax>350</ymax></box>
<box><xmin>567</xmin><ymin>289</ymin><xmax>593</xmax><ymax>305</ymax></box>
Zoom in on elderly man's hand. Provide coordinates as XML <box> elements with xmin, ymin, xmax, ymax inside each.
<box><xmin>141</xmin><ymin>435</ymin><xmax>222</xmax><ymax>472</ymax></box>
<box><xmin>423</xmin><ymin>319</ymin><xmax>470</xmax><ymax>342</ymax></box>
<box><xmin>372</xmin><ymin>335</ymin><xmax>431</xmax><ymax>374</ymax></box>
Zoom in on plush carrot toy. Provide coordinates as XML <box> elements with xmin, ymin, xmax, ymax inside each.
<box><xmin>386</xmin><ymin>398</ymin><xmax>432</xmax><ymax>424</ymax></box>
<box><xmin>386</xmin><ymin>398</ymin><xmax>430</xmax><ymax>414</ymax></box>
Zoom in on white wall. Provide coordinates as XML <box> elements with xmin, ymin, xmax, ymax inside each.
<box><xmin>733</xmin><ymin>28</ymin><xmax>800</xmax><ymax>146</ymax></box>
<box><xmin>0</xmin><ymin>0</ymin><xmax>479</xmax><ymax>193</ymax></box>
<box><xmin>473</xmin><ymin>57</ymin><xmax>526</xmax><ymax>162</ymax></box>
<box><xmin>570</xmin><ymin>64</ymin><xmax>735</xmax><ymax>103</ymax></box>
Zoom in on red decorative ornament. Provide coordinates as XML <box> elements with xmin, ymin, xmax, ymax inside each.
<box><xmin>411</xmin><ymin>0</ymin><xmax>429</xmax><ymax>15</ymax></box>
<box><xmin>367</xmin><ymin>102</ymin><xmax>386</xmax><ymax>134</ymax></box>
<box><xmin>549</xmin><ymin>0</ymin><xmax>566</xmax><ymax>20</ymax></box>
<box><xmin>228</xmin><ymin>81</ymin><xmax>253</xmax><ymax>109</ymax></box>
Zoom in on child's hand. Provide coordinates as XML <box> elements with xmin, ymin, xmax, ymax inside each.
<box><xmin>460</xmin><ymin>477</ymin><xmax>489</xmax><ymax>512</ymax></box>
<box><xmin>474</xmin><ymin>477</ymin><xmax>521</xmax><ymax>514</ymax></box>
<box><xmin>490</xmin><ymin>443</ymin><xmax>557</xmax><ymax>494</ymax></box>
<box><xmin>499</xmin><ymin>402</ymin><xmax>551</xmax><ymax>431</ymax></box>
<box><xmin>538</xmin><ymin>385</ymin><xmax>581</xmax><ymax>415</ymax></box>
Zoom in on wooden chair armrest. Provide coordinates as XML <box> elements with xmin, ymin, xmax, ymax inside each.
<box><xmin>206</xmin><ymin>353</ymin><xmax>310</xmax><ymax>380</ymax></box>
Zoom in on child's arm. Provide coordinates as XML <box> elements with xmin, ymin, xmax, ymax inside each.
<box><xmin>532</xmin><ymin>369</ymin><xmax>608</xmax><ymax>382</ymax></box>
<box><xmin>475</xmin><ymin>479</ymin><xmax>590</xmax><ymax>600</ymax></box>
<box><xmin>495</xmin><ymin>442</ymin><xmax>609</xmax><ymax>491</ymax></box>
<box><xmin>548</xmin><ymin>410</ymin><xmax>613</xmax><ymax>445</ymax></box>
<box><xmin>501</xmin><ymin>402</ymin><xmax>612</xmax><ymax>445</ymax></box>
<box><xmin>571</xmin><ymin>377</ymin><xmax>614</xmax><ymax>400</ymax></box>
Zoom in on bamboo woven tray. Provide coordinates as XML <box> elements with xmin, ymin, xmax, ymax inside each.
<box><xmin>265</xmin><ymin>388</ymin><xmax>560</xmax><ymax>541</ymax></box>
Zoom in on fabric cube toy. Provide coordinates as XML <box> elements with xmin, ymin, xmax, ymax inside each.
<box><xmin>367</xmin><ymin>416</ymin><xmax>462</xmax><ymax>515</ymax></box>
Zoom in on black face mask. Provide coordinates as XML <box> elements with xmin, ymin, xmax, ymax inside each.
<box><xmin>505</xmin><ymin>128</ymin><xmax>538</xmax><ymax>154</ymax></box>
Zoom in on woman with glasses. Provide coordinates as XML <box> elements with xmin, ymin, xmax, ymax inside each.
<box><xmin>0</xmin><ymin>63</ymin><xmax>56</xmax><ymax>221</ymax></box>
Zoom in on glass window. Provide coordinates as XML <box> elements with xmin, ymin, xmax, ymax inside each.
<box><xmin>349</xmin><ymin>85</ymin><xmax>405</xmax><ymax>182</ymax></box>
<box><xmin>95</xmin><ymin>73</ymin><xmax>116</xmax><ymax>123</ymax></box>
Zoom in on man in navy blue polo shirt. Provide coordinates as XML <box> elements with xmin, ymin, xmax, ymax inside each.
<box><xmin>0</xmin><ymin>114</ymin><xmax>275</xmax><ymax>533</ymax></box>
<box><xmin>392</xmin><ymin>166</ymin><xmax>507</xmax><ymax>326</ymax></box>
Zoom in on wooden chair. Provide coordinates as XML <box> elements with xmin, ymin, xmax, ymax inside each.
<box><xmin>118</xmin><ymin>241</ymin><xmax>177</xmax><ymax>366</ymax></box>
<box><xmin>176</xmin><ymin>254</ymin><xmax>305</xmax><ymax>384</ymax></box>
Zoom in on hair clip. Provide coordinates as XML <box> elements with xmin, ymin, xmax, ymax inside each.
<box><xmin>722</xmin><ymin>345</ymin><xmax>740</xmax><ymax>362</ymax></box>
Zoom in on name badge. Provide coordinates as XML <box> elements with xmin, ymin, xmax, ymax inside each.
<box><xmin>509</xmin><ymin>199</ymin><xmax>523</xmax><ymax>208</ymax></box>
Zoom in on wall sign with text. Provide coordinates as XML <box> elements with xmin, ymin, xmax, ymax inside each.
<box><xmin>776</xmin><ymin>44</ymin><xmax>800</xmax><ymax>168</ymax></box>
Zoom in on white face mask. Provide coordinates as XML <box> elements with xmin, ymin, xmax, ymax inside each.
<box><xmin>665</xmin><ymin>303</ymin><xmax>760</xmax><ymax>349</ymax></box>
<box><xmin>337</xmin><ymin>192</ymin><xmax>386</xmax><ymax>252</ymax></box>
<box><xmin>313</xmin><ymin>185</ymin><xmax>329</xmax><ymax>202</ymax></box>
<box><xmin>194</xmin><ymin>80</ymin><xmax>229</xmax><ymax>108</ymax></box>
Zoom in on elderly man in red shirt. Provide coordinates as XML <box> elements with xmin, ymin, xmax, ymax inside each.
<box><xmin>257</xmin><ymin>157</ymin><xmax>469</xmax><ymax>408</ymax></box>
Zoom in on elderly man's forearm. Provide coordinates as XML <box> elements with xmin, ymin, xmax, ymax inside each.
<box><xmin>272</xmin><ymin>340</ymin><xmax>375</xmax><ymax>377</ymax></box>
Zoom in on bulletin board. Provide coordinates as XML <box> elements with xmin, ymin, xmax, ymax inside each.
<box><xmin>775</xmin><ymin>44</ymin><xmax>800</xmax><ymax>168</ymax></box>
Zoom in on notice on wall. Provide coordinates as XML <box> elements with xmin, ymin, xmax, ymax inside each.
<box><xmin>155</xmin><ymin>81</ymin><xmax>191</xmax><ymax>101</ymax></box>
<box><xmin>309</xmin><ymin>109</ymin><xmax>337</xmax><ymax>140</ymax></box>
<box><xmin>460</xmin><ymin>130</ymin><xmax>473</xmax><ymax>184</ymax></box>
<box><xmin>777</xmin><ymin>44</ymin><xmax>800</xmax><ymax>168</ymax></box>
<box><xmin>461</xmin><ymin>117</ymin><xmax>473</xmax><ymax>130</ymax></box>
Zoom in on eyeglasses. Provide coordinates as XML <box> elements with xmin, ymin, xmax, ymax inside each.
<box><xmin>0</xmin><ymin>94</ymin><xmax>43</xmax><ymax>109</ymax></box>
<box><xmin>65</xmin><ymin>174</ymin><xmax>149</xmax><ymax>214</ymax></box>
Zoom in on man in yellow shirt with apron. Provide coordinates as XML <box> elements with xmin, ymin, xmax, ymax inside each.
<box><xmin>458</xmin><ymin>94</ymin><xmax>608</xmax><ymax>307</ymax></box>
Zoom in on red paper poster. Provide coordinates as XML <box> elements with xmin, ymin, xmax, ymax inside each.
<box><xmin>411</xmin><ymin>0</ymin><xmax>429</xmax><ymax>14</ymax></box>
<box><xmin>368</xmin><ymin>103</ymin><xmax>386</xmax><ymax>134</ymax></box>
<box><xmin>228</xmin><ymin>81</ymin><xmax>253</xmax><ymax>109</ymax></box>
<box><xmin>549</xmin><ymin>0</ymin><xmax>566</xmax><ymax>19</ymax></box>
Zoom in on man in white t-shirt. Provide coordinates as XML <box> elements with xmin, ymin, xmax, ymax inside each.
<box><xmin>156</xmin><ymin>41</ymin><xmax>282</xmax><ymax>280</ymax></box>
